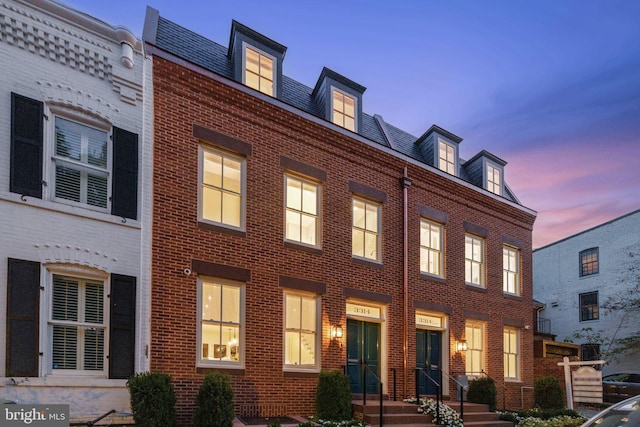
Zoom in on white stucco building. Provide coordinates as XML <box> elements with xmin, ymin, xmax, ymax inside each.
<box><xmin>0</xmin><ymin>0</ymin><xmax>151</xmax><ymax>422</ymax></box>
<box><xmin>533</xmin><ymin>209</ymin><xmax>640</xmax><ymax>374</ymax></box>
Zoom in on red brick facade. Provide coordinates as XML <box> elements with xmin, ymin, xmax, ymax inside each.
<box><xmin>150</xmin><ymin>52</ymin><xmax>536</xmax><ymax>423</ymax></box>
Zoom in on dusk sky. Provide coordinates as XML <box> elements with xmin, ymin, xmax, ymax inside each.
<box><xmin>65</xmin><ymin>0</ymin><xmax>640</xmax><ymax>248</ymax></box>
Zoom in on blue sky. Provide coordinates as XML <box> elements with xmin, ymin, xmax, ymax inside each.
<box><xmin>66</xmin><ymin>0</ymin><xmax>640</xmax><ymax>247</ymax></box>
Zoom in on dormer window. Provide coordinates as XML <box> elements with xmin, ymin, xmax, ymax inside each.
<box><xmin>487</xmin><ymin>164</ymin><xmax>501</xmax><ymax>195</ymax></box>
<box><xmin>243</xmin><ymin>44</ymin><xmax>275</xmax><ymax>96</ymax></box>
<box><xmin>438</xmin><ymin>140</ymin><xmax>456</xmax><ymax>175</ymax></box>
<box><xmin>332</xmin><ymin>88</ymin><xmax>356</xmax><ymax>131</ymax></box>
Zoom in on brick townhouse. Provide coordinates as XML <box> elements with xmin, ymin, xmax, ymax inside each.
<box><xmin>143</xmin><ymin>7</ymin><xmax>537</xmax><ymax>421</ymax></box>
<box><xmin>0</xmin><ymin>0</ymin><xmax>151</xmax><ymax>422</ymax></box>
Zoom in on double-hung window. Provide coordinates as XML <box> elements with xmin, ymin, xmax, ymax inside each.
<box><xmin>579</xmin><ymin>248</ymin><xmax>599</xmax><ymax>277</ymax></box>
<box><xmin>420</xmin><ymin>219</ymin><xmax>443</xmax><ymax>277</ymax></box>
<box><xmin>465</xmin><ymin>234</ymin><xmax>485</xmax><ymax>287</ymax></box>
<box><xmin>53</xmin><ymin>117</ymin><xmax>109</xmax><ymax>210</ymax></box>
<box><xmin>200</xmin><ymin>147</ymin><xmax>245</xmax><ymax>229</ymax></box>
<box><xmin>198</xmin><ymin>278</ymin><xmax>244</xmax><ymax>367</ymax></box>
<box><xmin>579</xmin><ymin>291</ymin><xmax>599</xmax><ymax>321</ymax></box>
<box><xmin>50</xmin><ymin>274</ymin><xmax>106</xmax><ymax>374</ymax></box>
<box><xmin>332</xmin><ymin>89</ymin><xmax>356</xmax><ymax>131</ymax></box>
<box><xmin>503</xmin><ymin>327</ymin><xmax>520</xmax><ymax>380</ymax></box>
<box><xmin>285</xmin><ymin>175</ymin><xmax>320</xmax><ymax>247</ymax></box>
<box><xmin>487</xmin><ymin>164</ymin><xmax>501</xmax><ymax>195</ymax></box>
<box><xmin>438</xmin><ymin>140</ymin><xmax>456</xmax><ymax>175</ymax></box>
<box><xmin>244</xmin><ymin>45</ymin><xmax>274</xmax><ymax>96</ymax></box>
<box><xmin>465</xmin><ymin>321</ymin><xmax>485</xmax><ymax>376</ymax></box>
<box><xmin>284</xmin><ymin>292</ymin><xmax>319</xmax><ymax>370</ymax></box>
<box><xmin>503</xmin><ymin>246</ymin><xmax>520</xmax><ymax>295</ymax></box>
<box><xmin>352</xmin><ymin>197</ymin><xmax>381</xmax><ymax>262</ymax></box>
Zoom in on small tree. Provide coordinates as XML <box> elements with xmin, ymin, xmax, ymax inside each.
<box><xmin>193</xmin><ymin>372</ymin><xmax>235</xmax><ymax>427</ymax></box>
<box><xmin>127</xmin><ymin>372</ymin><xmax>177</xmax><ymax>427</ymax></box>
<box><xmin>534</xmin><ymin>376</ymin><xmax>564</xmax><ymax>409</ymax></box>
<box><xmin>466</xmin><ymin>377</ymin><xmax>497</xmax><ymax>412</ymax></box>
<box><xmin>315</xmin><ymin>370</ymin><xmax>352</xmax><ymax>421</ymax></box>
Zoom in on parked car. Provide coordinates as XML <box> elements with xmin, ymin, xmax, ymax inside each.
<box><xmin>581</xmin><ymin>395</ymin><xmax>640</xmax><ymax>426</ymax></box>
<box><xmin>602</xmin><ymin>372</ymin><xmax>640</xmax><ymax>403</ymax></box>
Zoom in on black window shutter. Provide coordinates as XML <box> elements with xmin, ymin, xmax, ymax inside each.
<box><xmin>6</xmin><ymin>259</ymin><xmax>40</xmax><ymax>377</ymax></box>
<box><xmin>10</xmin><ymin>93</ymin><xmax>43</xmax><ymax>198</ymax></box>
<box><xmin>109</xmin><ymin>274</ymin><xmax>136</xmax><ymax>379</ymax></box>
<box><xmin>111</xmin><ymin>127</ymin><xmax>138</xmax><ymax>220</ymax></box>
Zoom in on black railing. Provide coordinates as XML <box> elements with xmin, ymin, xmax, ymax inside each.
<box><xmin>415</xmin><ymin>368</ymin><xmax>441</xmax><ymax>425</ymax></box>
<box><xmin>439</xmin><ymin>369</ymin><xmax>467</xmax><ymax>422</ymax></box>
<box><xmin>536</xmin><ymin>317</ymin><xmax>551</xmax><ymax>334</ymax></box>
<box><xmin>391</xmin><ymin>367</ymin><xmax>397</xmax><ymax>401</ymax></box>
<box><xmin>481</xmin><ymin>369</ymin><xmax>506</xmax><ymax>411</ymax></box>
<box><xmin>363</xmin><ymin>365</ymin><xmax>384</xmax><ymax>427</ymax></box>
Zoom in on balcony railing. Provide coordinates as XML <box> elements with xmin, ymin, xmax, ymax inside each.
<box><xmin>536</xmin><ymin>317</ymin><xmax>551</xmax><ymax>334</ymax></box>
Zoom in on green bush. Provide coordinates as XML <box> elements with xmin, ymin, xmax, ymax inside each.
<box><xmin>534</xmin><ymin>376</ymin><xmax>564</xmax><ymax>409</ymax></box>
<box><xmin>193</xmin><ymin>371</ymin><xmax>235</xmax><ymax>427</ymax></box>
<box><xmin>127</xmin><ymin>372</ymin><xmax>177</xmax><ymax>427</ymax></box>
<box><xmin>466</xmin><ymin>376</ymin><xmax>497</xmax><ymax>411</ymax></box>
<box><xmin>315</xmin><ymin>370</ymin><xmax>352</xmax><ymax>421</ymax></box>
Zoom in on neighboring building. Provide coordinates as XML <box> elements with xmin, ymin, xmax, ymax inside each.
<box><xmin>143</xmin><ymin>8</ymin><xmax>536</xmax><ymax>422</ymax></box>
<box><xmin>534</xmin><ymin>209</ymin><xmax>640</xmax><ymax>374</ymax></box>
<box><xmin>0</xmin><ymin>0</ymin><xmax>151</xmax><ymax>421</ymax></box>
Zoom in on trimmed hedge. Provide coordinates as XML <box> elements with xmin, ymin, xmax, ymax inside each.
<box><xmin>127</xmin><ymin>372</ymin><xmax>177</xmax><ymax>427</ymax></box>
<box><xmin>315</xmin><ymin>370</ymin><xmax>352</xmax><ymax>421</ymax></box>
<box><xmin>534</xmin><ymin>376</ymin><xmax>564</xmax><ymax>409</ymax></box>
<box><xmin>193</xmin><ymin>371</ymin><xmax>235</xmax><ymax>427</ymax></box>
<box><xmin>467</xmin><ymin>376</ymin><xmax>498</xmax><ymax>412</ymax></box>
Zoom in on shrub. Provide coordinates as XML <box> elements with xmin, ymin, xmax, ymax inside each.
<box><xmin>315</xmin><ymin>370</ymin><xmax>352</xmax><ymax>421</ymax></box>
<box><xmin>127</xmin><ymin>372</ymin><xmax>177</xmax><ymax>427</ymax></box>
<box><xmin>534</xmin><ymin>376</ymin><xmax>564</xmax><ymax>409</ymax></box>
<box><xmin>466</xmin><ymin>376</ymin><xmax>497</xmax><ymax>411</ymax></box>
<box><xmin>193</xmin><ymin>371</ymin><xmax>235</xmax><ymax>427</ymax></box>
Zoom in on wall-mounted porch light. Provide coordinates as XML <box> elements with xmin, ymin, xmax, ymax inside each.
<box><xmin>456</xmin><ymin>340</ymin><xmax>468</xmax><ymax>352</ymax></box>
<box><xmin>331</xmin><ymin>325</ymin><xmax>343</xmax><ymax>340</ymax></box>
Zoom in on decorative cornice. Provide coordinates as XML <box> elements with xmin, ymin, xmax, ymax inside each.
<box><xmin>34</xmin><ymin>243</ymin><xmax>117</xmax><ymax>274</ymax></box>
<box><xmin>37</xmin><ymin>80</ymin><xmax>120</xmax><ymax>121</ymax></box>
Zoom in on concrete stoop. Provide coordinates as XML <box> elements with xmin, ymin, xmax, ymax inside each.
<box><xmin>353</xmin><ymin>399</ymin><xmax>513</xmax><ymax>427</ymax></box>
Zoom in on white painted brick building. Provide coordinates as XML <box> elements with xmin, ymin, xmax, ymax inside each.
<box><xmin>0</xmin><ymin>0</ymin><xmax>151</xmax><ymax>421</ymax></box>
<box><xmin>533</xmin><ymin>209</ymin><xmax>640</xmax><ymax>374</ymax></box>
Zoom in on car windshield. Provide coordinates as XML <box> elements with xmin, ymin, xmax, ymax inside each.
<box><xmin>586</xmin><ymin>397</ymin><xmax>640</xmax><ymax>426</ymax></box>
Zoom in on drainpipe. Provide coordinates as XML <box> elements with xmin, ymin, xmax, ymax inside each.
<box><xmin>400</xmin><ymin>166</ymin><xmax>412</xmax><ymax>398</ymax></box>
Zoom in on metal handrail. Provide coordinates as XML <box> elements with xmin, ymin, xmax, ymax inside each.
<box><xmin>415</xmin><ymin>368</ymin><xmax>441</xmax><ymax>425</ymax></box>
<box><xmin>437</xmin><ymin>369</ymin><xmax>466</xmax><ymax>421</ymax></box>
<box><xmin>391</xmin><ymin>367</ymin><xmax>397</xmax><ymax>401</ymax></box>
<box><xmin>363</xmin><ymin>365</ymin><xmax>384</xmax><ymax>427</ymax></box>
<box><xmin>481</xmin><ymin>369</ymin><xmax>507</xmax><ymax>411</ymax></box>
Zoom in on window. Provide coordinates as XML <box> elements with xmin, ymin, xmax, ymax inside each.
<box><xmin>332</xmin><ymin>89</ymin><xmax>356</xmax><ymax>131</ymax></box>
<box><xmin>438</xmin><ymin>140</ymin><xmax>456</xmax><ymax>175</ymax></box>
<box><xmin>420</xmin><ymin>219</ymin><xmax>443</xmax><ymax>277</ymax></box>
<box><xmin>198</xmin><ymin>278</ymin><xmax>243</xmax><ymax>367</ymax></box>
<box><xmin>53</xmin><ymin>117</ymin><xmax>109</xmax><ymax>209</ymax></box>
<box><xmin>50</xmin><ymin>275</ymin><xmax>106</xmax><ymax>373</ymax></box>
<box><xmin>580</xmin><ymin>291</ymin><xmax>599</xmax><ymax>321</ymax></box>
<box><xmin>581</xmin><ymin>343</ymin><xmax>600</xmax><ymax>361</ymax></box>
<box><xmin>487</xmin><ymin>164</ymin><xmax>501</xmax><ymax>195</ymax></box>
<box><xmin>503</xmin><ymin>246</ymin><xmax>520</xmax><ymax>295</ymax></box>
<box><xmin>352</xmin><ymin>197</ymin><xmax>381</xmax><ymax>262</ymax></box>
<box><xmin>199</xmin><ymin>147</ymin><xmax>245</xmax><ymax>229</ymax></box>
<box><xmin>503</xmin><ymin>327</ymin><xmax>520</xmax><ymax>380</ymax></box>
<box><xmin>284</xmin><ymin>292</ymin><xmax>319</xmax><ymax>370</ymax></box>
<box><xmin>465</xmin><ymin>234</ymin><xmax>485</xmax><ymax>287</ymax></box>
<box><xmin>580</xmin><ymin>248</ymin><xmax>599</xmax><ymax>277</ymax></box>
<box><xmin>285</xmin><ymin>175</ymin><xmax>320</xmax><ymax>246</ymax></box>
<box><xmin>244</xmin><ymin>45</ymin><xmax>274</xmax><ymax>96</ymax></box>
<box><xmin>465</xmin><ymin>321</ymin><xmax>485</xmax><ymax>376</ymax></box>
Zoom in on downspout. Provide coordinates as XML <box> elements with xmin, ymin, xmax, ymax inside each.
<box><xmin>400</xmin><ymin>166</ymin><xmax>412</xmax><ymax>398</ymax></box>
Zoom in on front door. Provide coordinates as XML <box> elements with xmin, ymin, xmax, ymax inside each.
<box><xmin>346</xmin><ymin>319</ymin><xmax>381</xmax><ymax>394</ymax></box>
<box><xmin>416</xmin><ymin>329</ymin><xmax>442</xmax><ymax>395</ymax></box>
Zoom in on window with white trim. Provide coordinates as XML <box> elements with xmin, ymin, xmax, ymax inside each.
<box><xmin>284</xmin><ymin>292</ymin><xmax>320</xmax><ymax>370</ymax></box>
<box><xmin>285</xmin><ymin>175</ymin><xmax>320</xmax><ymax>247</ymax></box>
<box><xmin>465</xmin><ymin>234</ymin><xmax>485</xmax><ymax>287</ymax></box>
<box><xmin>198</xmin><ymin>278</ymin><xmax>244</xmax><ymax>367</ymax></box>
<box><xmin>503</xmin><ymin>245</ymin><xmax>520</xmax><ymax>295</ymax></box>
<box><xmin>244</xmin><ymin>45</ymin><xmax>274</xmax><ymax>96</ymax></box>
<box><xmin>199</xmin><ymin>146</ymin><xmax>245</xmax><ymax>229</ymax></box>
<box><xmin>332</xmin><ymin>89</ymin><xmax>356</xmax><ymax>131</ymax></box>
<box><xmin>420</xmin><ymin>219</ymin><xmax>443</xmax><ymax>277</ymax></box>
<box><xmin>503</xmin><ymin>327</ymin><xmax>520</xmax><ymax>380</ymax></box>
<box><xmin>487</xmin><ymin>164</ymin><xmax>501</xmax><ymax>195</ymax></box>
<box><xmin>52</xmin><ymin>117</ymin><xmax>109</xmax><ymax>210</ymax></box>
<box><xmin>465</xmin><ymin>321</ymin><xmax>485</xmax><ymax>376</ymax></box>
<box><xmin>50</xmin><ymin>274</ymin><xmax>106</xmax><ymax>374</ymax></box>
<box><xmin>438</xmin><ymin>140</ymin><xmax>456</xmax><ymax>175</ymax></box>
<box><xmin>352</xmin><ymin>197</ymin><xmax>381</xmax><ymax>262</ymax></box>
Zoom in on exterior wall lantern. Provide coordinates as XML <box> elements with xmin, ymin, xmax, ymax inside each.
<box><xmin>331</xmin><ymin>325</ymin><xmax>343</xmax><ymax>340</ymax></box>
<box><xmin>456</xmin><ymin>340</ymin><xmax>468</xmax><ymax>352</ymax></box>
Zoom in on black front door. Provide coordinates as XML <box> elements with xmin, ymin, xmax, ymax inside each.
<box><xmin>416</xmin><ymin>329</ymin><xmax>442</xmax><ymax>395</ymax></box>
<box><xmin>346</xmin><ymin>319</ymin><xmax>381</xmax><ymax>394</ymax></box>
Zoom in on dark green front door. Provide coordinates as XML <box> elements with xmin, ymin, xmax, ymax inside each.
<box><xmin>346</xmin><ymin>319</ymin><xmax>381</xmax><ymax>394</ymax></box>
<box><xmin>416</xmin><ymin>329</ymin><xmax>442</xmax><ymax>395</ymax></box>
